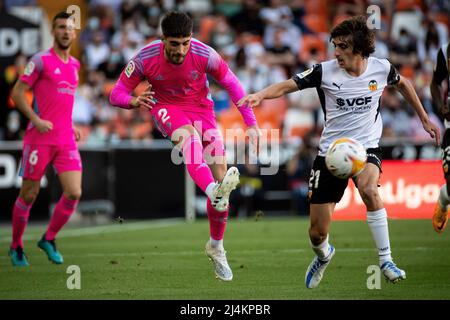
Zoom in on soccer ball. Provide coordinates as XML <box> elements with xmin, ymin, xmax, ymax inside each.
<box><xmin>325</xmin><ymin>138</ymin><xmax>367</xmax><ymax>179</ymax></box>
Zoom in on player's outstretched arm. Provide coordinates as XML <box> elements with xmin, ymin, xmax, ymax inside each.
<box><xmin>110</xmin><ymin>80</ymin><xmax>155</xmax><ymax>110</ymax></box>
<box><xmin>207</xmin><ymin>49</ymin><xmax>263</xmax><ymax>153</ymax></box>
<box><xmin>11</xmin><ymin>80</ymin><xmax>53</xmax><ymax>133</ymax></box>
<box><xmin>237</xmin><ymin>79</ymin><xmax>298</xmax><ymax>108</ymax></box>
<box><xmin>109</xmin><ymin>55</ymin><xmax>155</xmax><ymax>110</ymax></box>
<box><xmin>129</xmin><ymin>84</ymin><xmax>156</xmax><ymax>110</ymax></box>
<box><xmin>211</xmin><ymin>65</ymin><xmax>262</xmax><ymax>151</ymax></box>
<box><xmin>395</xmin><ymin>75</ymin><xmax>440</xmax><ymax>145</ymax></box>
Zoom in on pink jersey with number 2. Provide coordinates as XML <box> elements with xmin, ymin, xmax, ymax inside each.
<box><xmin>19</xmin><ymin>47</ymin><xmax>80</xmax><ymax>145</ymax></box>
<box><xmin>111</xmin><ymin>38</ymin><xmax>256</xmax><ymax>126</ymax></box>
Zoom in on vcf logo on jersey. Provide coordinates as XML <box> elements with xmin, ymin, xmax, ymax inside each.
<box><xmin>368</xmin><ymin>80</ymin><xmax>378</xmax><ymax>91</ymax></box>
<box><xmin>336</xmin><ymin>96</ymin><xmax>372</xmax><ymax>107</ymax></box>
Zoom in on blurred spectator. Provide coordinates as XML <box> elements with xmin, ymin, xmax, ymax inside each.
<box><xmin>111</xmin><ymin>19</ymin><xmax>145</xmax><ymax>61</ymax></box>
<box><xmin>381</xmin><ymin>87</ymin><xmax>413</xmax><ymax>138</ymax></box>
<box><xmin>111</xmin><ymin>107</ymin><xmax>153</xmax><ymax>141</ymax></box>
<box><xmin>286</xmin><ymin>133</ymin><xmax>317</xmax><ymax>215</ymax></box>
<box><xmin>373</xmin><ymin>25</ymin><xmax>390</xmax><ymax>59</ymax></box>
<box><xmin>79</xmin><ymin>17</ymin><xmax>102</xmax><ymax>50</ymax></box>
<box><xmin>86</xmin><ymin>120</ymin><xmax>114</xmax><ymax>145</ymax></box>
<box><xmin>2</xmin><ymin>54</ymin><xmax>29</xmax><ymax>140</ymax></box>
<box><xmin>417</xmin><ymin>17</ymin><xmax>446</xmax><ymax>65</ymax></box>
<box><xmin>290</xmin><ymin>0</ymin><xmax>314</xmax><ymax>34</ymax></box>
<box><xmin>120</xmin><ymin>0</ymin><xmax>139</xmax><ymax>22</ymax></box>
<box><xmin>390</xmin><ymin>28</ymin><xmax>419</xmax><ymax>68</ymax></box>
<box><xmin>214</xmin><ymin>0</ymin><xmax>242</xmax><ymax>17</ymax></box>
<box><xmin>262</xmin><ymin>10</ymin><xmax>302</xmax><ymax>55</ymax></box>
<box><xmin>91</xmin><ymin>0</ymin><xmax>122</xmax><ymax>11</ymax></box>
<box><xmin>97</xmin><ymin>48</ymin><xmax>126</xmax><ymax>80</ymax></box>
<box><xmin>4</xmin><ymin>0</ymin><xmax>36</xmax><ymax>8</ymax></box>
<box><xmin>265</xmin><ymin>25</ymin><xmax>297</xmax><ymax>77</ymax></box>
<box><xmin>229</xmin><ymin>144</ymin><xmax>264</xmax><ymax>217</ymax></box>
<box><xmin>1</xmin><ymin>0</ymin><xmax>448</xmax><ymax>147</ymax></box>
<box><xmin>73</xmin><ymin>86</ymin><xmax>97</xmax><ymax>127</ymax></box>
<box><xmin>225</xmin><ymin>40</ymin><xmax>285</xmax><ymax>97</ymax></box>
<box><xmin>228</xmin><ymin>0</ymin><xmax>264</xmax><ymax>36</ymax></box>
<box><xmin>237</xmin><ymin>32</ymin><xmax>265</xmax><ymax>70</ymax></box>
<box><xmin>259</xmin><ymin>0</ymin><xmax>293</xmax><ymax>25</ymax></box>
<box><xmin>286</xmin><ymin>86</ymin><xmax>322</xmax><ymax>137</ymax></box>
<box><xmin>84</xmin><ymin>31</ymin><xmax>110</xmax><ymax>70</ymax></box>
<box><xmin>209</xmin><ymin>14</ymin><xmax>235</xmax><ymax>52</ymax></box>
<box><xmin>4</xmin><ymin>110</ymin><xmax>22</xmax><ymax>140</ymax></box>
<box><xmin>331</xmin><ymin>0</ymin><xmax>366</xmax><ymax>17</ymax></box>
<box><xmin>210</xmin><ymin>82</ymin><xmax>230</xmax><ymax>113</ymax></box>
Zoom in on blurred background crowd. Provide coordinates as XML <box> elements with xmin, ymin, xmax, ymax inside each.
<box><xmin>1</xmin><ymin>0</ymin><xmax>449</xmax><ymax>146</ymax></box>
<box><xmin>0</xmin><ymin>0</ymin><xmax>449</xmax><ymax>217</ymax></box>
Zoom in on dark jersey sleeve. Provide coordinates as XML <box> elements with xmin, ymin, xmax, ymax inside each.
<box><xmin>387</xmin><ymin>63</ymin><xmax>400</xmax><ymax>85</ymax></box>
<box><xmin>432</xmin><ymin>47</ymin><xmax>448</xmax><ymax>85</ymax></box>
<box><xmin>292</xmin><ymin>64</ymin><xmax>322</xmax><ymax>90</ymax></box>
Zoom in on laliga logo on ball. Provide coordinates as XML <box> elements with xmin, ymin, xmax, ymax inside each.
<box><xmin>325</xmin><ymin>138</ymin><xmax>367</xmax><ymax>179</ymax></box>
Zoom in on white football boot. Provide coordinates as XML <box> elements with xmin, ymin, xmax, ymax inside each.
<box><xmin>205</xmin><ymin>240</ymin><xmax>233</xmax><ymax>281</ymax></box>
<box><xmin>210</xmin><ymin>166</ymin><xmax>240</xmax><ymax>212</ymax></box>
<box><xmin>380</xmin><ymin>261</ymin><xmax>406</xmax><ymax>283</ymax></box>
<box><xmin>305</xmin><ymin>245</ymin><xmax>335</xmax><ymax>289</ymax></box>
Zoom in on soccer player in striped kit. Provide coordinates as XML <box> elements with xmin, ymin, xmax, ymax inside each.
<box><xmin>110</xmin><ymin>11</ymin><xmax>260</xmax><ymax>281</ymax></box>
<box><xmin>239</xmin><ymin>16</ymin><xmax>440</xmax><ymax>288</ymax></box>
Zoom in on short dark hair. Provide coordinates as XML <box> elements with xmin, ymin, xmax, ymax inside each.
<box><xmin>161</xmin><ymin>11</ymin><xmax>193</xmax><ymax>38</ymax></box>
<box><xmin>330</xmin><ymin>15</ymin><xmax>375</xmax><ymax>58</ymax></box>
<box><xmin>52</xmin><ymin>11</ymin><xmax>73</xmax><ymax>29</ymax></box>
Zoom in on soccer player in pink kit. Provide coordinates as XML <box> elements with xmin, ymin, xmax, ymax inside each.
<box><xmin>8</xmin><ymin>12</ymin><xmax>82</xmax><ymax>266</ymax></box>
<box><xmin>110</xmin><ymin>11</ymin><xmax>260</xmax><ymax>281</ymax></box>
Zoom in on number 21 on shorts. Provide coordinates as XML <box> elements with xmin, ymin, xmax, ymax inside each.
<box><xmin>309</xmin><ymin>169</ymin><xmax>320</xmax><ymax>190</ymax></box>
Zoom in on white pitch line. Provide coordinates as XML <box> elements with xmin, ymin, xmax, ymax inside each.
<box><xmin>0</xmin><ymin>218</ymin><xmax>184</xmax><ymax>244</ymax></box>
<box><xmin>0</xmin><ymin>246</ymin><xmax>440</xmax><ymax>261</ymax></box>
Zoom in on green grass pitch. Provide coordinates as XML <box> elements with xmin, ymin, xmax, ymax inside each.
<box><xmin>0</xmin><ymin>217</ymin><xmax>449</xmax><ymax>299</ymax></box>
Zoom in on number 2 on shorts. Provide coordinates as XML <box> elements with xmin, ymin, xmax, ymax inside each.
<box><xmin>158</xmin><ymin>108</ymin><xmax>170</xmax><ymax>124</ymax></box>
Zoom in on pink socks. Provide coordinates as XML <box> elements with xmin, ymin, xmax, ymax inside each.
<box><xmin>207</xmin><ymin>198</ymin><xmax>228</xmax><ymax>241</ymax></box>
<box><xmin>182</xmin><ymin>134</ymin><xmax>215</xmax><ymax>193</ymax></box>
<box><xmin>45</xmin><ymin>195</ymin><xmax>78</xmax><ymax>241</ymax></box>
<box><xmin>11</xmin><ymin>197</ymin><xmax>32</xmax><ymax>249</ymax></box>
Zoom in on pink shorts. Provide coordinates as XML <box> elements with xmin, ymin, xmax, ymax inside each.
<box><xmin>19</xmin><ymin>143</ymin><xmax>82</xmax><ymax>180</ymax></box>
<box><xmin>151</xmin><ymin>105</ymin><xmax>225</xmax><ymax>156</ymax></box>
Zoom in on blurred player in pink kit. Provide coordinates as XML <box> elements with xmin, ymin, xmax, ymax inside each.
<box><xmin>110</xmin><ymin>11</ymin><xmax>260</xmax><ymax>281</ymax></box>
<box><xmin>8</xmin><ymin>12</ymin><xmax>82</xmax><ymax>266</ymax></box>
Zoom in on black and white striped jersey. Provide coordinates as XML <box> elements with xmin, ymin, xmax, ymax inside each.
<box><xmin>292</xmin><ymin>57</ymin><xmax>400</xmax><ymax>156</ymax></box>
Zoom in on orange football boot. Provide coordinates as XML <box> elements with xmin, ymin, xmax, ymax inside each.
<box><xmin>433</xmin><ymin>202</ymin><xmax>449</xmax><ymax>233</ymax></box>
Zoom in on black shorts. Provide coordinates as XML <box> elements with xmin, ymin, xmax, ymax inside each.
<box><xmin>308</xmin><ymin>147</ymin><xmax>383</xmax><ymax>204</ymax></box>
<box><xmin>441</xmin><ymin>129</ymin><xmax>450</xmax><ymax>179</ymax></box>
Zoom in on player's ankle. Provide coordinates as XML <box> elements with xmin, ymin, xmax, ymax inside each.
<box><xmin>379</xmin><ymin>255</ymin><xmax>393</xmax><ymax>267</ymax></box>
<box><xmin>210</xmin><ymin>238</ymin><xmax>224</xmax><ymax>251</ymax></box>
<box><xmin>205</xmin><ymin>182</ymin><xmax>217</xmax><ymax>200</ymax></box>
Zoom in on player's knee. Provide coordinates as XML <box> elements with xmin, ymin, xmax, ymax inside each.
<box><xmin>20</xmin><ymin>188</ymin><xmax>39</xmax><ymax>204</ymax></box>
<box><xmin>65</xmin><ymin>189</ymin><xmax>82</xmax><ymax>201</ymax></box>
<box><xmin>21</xmin><ymin>193</ymin><xmax>38</xmax><ymax>204</ymax></box>
<box><xmin>309</xmin><ymin>226</ymin><xmax>328</xmax><ymax>244</ymax></box>
<box><xmin>358</xmin><ymin>184</ymin><xmax>378</xmax><ymax>202</ymax></box>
